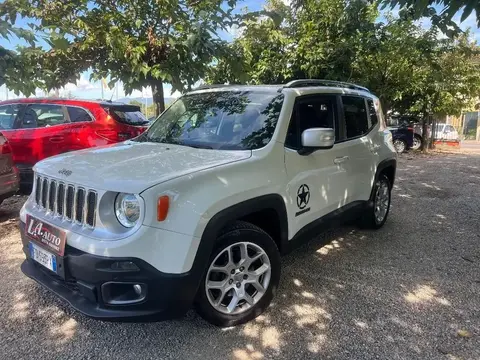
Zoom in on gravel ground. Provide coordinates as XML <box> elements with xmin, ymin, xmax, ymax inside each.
<box><xmin>0</xmin><ymin>153</ymin><xmax>479</xmax><ymax>360</ymax></box>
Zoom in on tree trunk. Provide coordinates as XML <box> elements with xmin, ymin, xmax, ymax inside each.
<box><xmin>421</xmin><ymin>117</ymin><xmax>429</xmax><ymax>152</ymax></box>
<box><xmin>429</xmin><ymin>117</ymin><xmax>436</xmax><ymax>150</ymax></box>
<box><xmin>151</xmin><ymin>79</ymin><xmax>165</xmax><ymax>117</ymax></box>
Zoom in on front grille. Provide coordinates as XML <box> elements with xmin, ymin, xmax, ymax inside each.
<box><xmin>34</xmin><ymin>175</ymin><xmax>98</xmax><ymax>228</ymax></box>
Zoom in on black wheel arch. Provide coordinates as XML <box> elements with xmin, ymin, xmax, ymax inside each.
<box><xmin>370</xmin><ymin>158</ymin><xmax>396</xmax><ymax>200</ymax></box>
<box><xmin>187</xmin><ymin>194</ymin><xmax>289</xmax><ymax>304</ymax></box>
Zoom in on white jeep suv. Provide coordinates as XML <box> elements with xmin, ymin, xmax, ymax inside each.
<box><xmin>19</xmin><ymin>80</ymin><xmax>396</xmax><ymax>326</ymax></box>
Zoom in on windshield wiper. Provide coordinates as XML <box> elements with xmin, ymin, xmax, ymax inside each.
<box><xmin>181</xmin><ymin>143</ymin><xmax>213</xmax><ymax>149</ymax></box>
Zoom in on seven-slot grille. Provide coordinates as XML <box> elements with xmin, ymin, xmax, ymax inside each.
<box><xmin>34</xmin><ymin>175</ymin><xmax>98</xmax><ymax>228</ymax></box>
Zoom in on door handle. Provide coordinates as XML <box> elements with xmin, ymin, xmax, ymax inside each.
<box><xmin>49</xmin><ymin>136</ymin><xmax>65</xmax><ymax>143</ymax></box>
<box><xmin>334</xmin><ymin>156</ymin><xmax>349</xmax><ymax>164</ymax></box>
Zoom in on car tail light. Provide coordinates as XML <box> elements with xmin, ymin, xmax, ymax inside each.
<box><xmin>0</xmin><ymin>134</ymin><xmax>12</xmax><ymax>154</ymax></box>
<box><xmin>408</xmin><ymin>127</ymin><xmax>414</xmax><ymax>132</ymax></box>
<box><xmin>96</xmin><ymin>130</ymin><xmax>134</xmax><ymax>142</ymax></box>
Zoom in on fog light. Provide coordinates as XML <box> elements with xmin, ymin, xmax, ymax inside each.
<box><xmin>133</xmin><ymin>284</ymin><xmax>143</xmax><ymax>295</ymax></box>
<box><xmin>101</xmin><ymin>282</ymin><xmax>147</xmax><ymax>305</ymax></box>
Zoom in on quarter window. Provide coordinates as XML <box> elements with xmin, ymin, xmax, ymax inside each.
<box><xmin>67</xmin><ymin>106</ymin><xmax>92</xmax><ymax>122</ymax></box>
<box><xmin>342</xmin><ymin>96</ymin><xmax>369</xmax><ymax>139</ymax></box>
<box><xmin>285</xmin><ymin>96</ymin><xmax>338</xmax><ymax>149</ymax></box>
<box><xmin>22</xmin><ymin>104</ymin><xmax>68</xmax><ymax>128</ymax></box>
<box><xmin>367</xmin><ymin>99</ymin><xmax>378</xmax><ymax>127</ymax></box>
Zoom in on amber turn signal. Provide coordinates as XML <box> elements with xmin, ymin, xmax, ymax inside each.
<box><xmin>157</xmin><ymin>196</ymin><xmax>170</xmax><ymax>221</ymax></box>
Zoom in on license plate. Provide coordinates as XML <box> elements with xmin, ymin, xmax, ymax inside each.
<box><xmin>29</xmin><ymin>242</ymin><xmax>57</xmax><ymax>273</ymax></box>
<box><xmin>25</xmin><ymin>215</ymin><xmax>66</xmax><ymax>256</ymax></box>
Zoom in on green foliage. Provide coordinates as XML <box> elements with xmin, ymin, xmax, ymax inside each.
<box><xmin>0</xmin><ymin>0</ymin><xmax>238</xmax><ymax>114</ymax></box>
<box><xmin>380</xmin><ymin>0</ymin><xmax>480</xmax><ymax>35</ymax></box>
<box><xmin>211</xmin><ymin>0</ymin><xmax>480</xmax><ymax>120</ymax></box>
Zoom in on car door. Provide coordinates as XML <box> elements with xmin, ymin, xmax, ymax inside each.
<box><xmin>65</xmin><ymin>105</ymin><xmax>96</xmax><ymax>150</ymax></box>
<box><xmin>339</xmin><ymin>95</ymin><xmax>377</xmax><ymax>202</ymax></box>
<box><xmin>284</xmin><ymin>94</ymin><xmax>351</xmax><ymax>237</ymax></box>
<box><xmin>11</xmin><ymin>103</ymin><xmax>70</xmax><ymax>166</ymax></box>
<box><xmin>0</xmin><ymin>104</ymin><xmax>23</xmax><ymax>164</ymax></box>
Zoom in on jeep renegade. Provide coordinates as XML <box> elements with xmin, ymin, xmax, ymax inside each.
<box><xmin>19</xmin><ymin>80</ymin><xmax>396</xmax><ymax>327</ymax></box>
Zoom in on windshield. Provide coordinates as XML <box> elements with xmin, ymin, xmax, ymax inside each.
<box><xmin>139</xmin><ymin>91</ymin><xmax>284</xmax><ymax>150</ymax></box>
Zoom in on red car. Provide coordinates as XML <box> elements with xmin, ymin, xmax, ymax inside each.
<box><xmin>0</xmin><ymin>132</ymin><xmax>20</xmax><ymax>205</ymax></box>
<box><xmin>0</xmin><ymin>99</ymin><xmax>149</xmax><ymax>188</ymax></box>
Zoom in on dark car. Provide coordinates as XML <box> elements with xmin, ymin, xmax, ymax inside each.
<box><xmin>0</xmin><ymin>132</ymin><xmax>20</xmax><ymax>206</ymax></box>
<box><xmin>0</xmin><ymin>99</ymin><xmax>149</xmax><ymax>189</ymax></box>
<box><xmin>388</xmin><ymin>125</ymin><xmax>414</xmax><ymax>153</ymax></box>
<box><xmin>388</xmin><ymin>115</ymin><xmax>431</xmax><ymax>150</ymax></box>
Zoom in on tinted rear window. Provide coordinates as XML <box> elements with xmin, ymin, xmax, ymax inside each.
<box><xmin>104</xmin><ymin>105</ymin><xmax>149</xmax><ymax>125</ymax></box>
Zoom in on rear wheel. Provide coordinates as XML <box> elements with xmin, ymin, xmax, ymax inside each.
<box><xmin>195</xmin><ymin>221</ymin><xmax>281</xmax><ymax>327</ymax></box>
<box><xmin>393</xmin><ymin>139</ymin><xmax>407</xmax><ymax>153</ymax></box>
<box><xmin>411</xmin><ymin>135</ymin><xmax>422</xmax><ymax>151</ymax></box>
<box><xmin>360</xmin><ymin>174</ymin><xmax>391</xmax><ymax>229</ymax></box>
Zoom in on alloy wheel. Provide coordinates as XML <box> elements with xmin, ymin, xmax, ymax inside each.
<box><xmin>374</xmin><ymin>180</ymin><xmax>390</xmax><ymax>224</ymax></box>
<box><xmin>205</xmin><ymin>242</ymin><xmax>271</xmax><ymax>315</ymax></box>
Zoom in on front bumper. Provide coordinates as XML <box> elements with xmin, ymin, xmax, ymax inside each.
<box><xmin>19</xmin><ymin>221</ymin><xmax>199</xmax><ymax>321</ymax></box>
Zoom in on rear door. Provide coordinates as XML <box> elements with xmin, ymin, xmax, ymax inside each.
<box><xmin>65</xmin><ymin>105</ymin><xmax>96</xmax><ymax>150</ymax></box>
<box><xmin>339</xmin><ymin>95</ymin><xmax>377</xmax><ymax>202</ymax></box>
<box><xmin>13</xmin><ymin>103</ymin><xmax>70</xmax><ymax>165</ymax></box>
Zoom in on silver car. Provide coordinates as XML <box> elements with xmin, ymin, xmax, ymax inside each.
<box><xmin>0</xmin><ymin>132</ymin><xmax>19</xmax><ymax>206</ymax></box>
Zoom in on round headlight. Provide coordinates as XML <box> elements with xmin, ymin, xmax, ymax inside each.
<box><xmin>115</xmin><ymin>193</ymin><xmax>140</xmax><ymax>228</ymax></box>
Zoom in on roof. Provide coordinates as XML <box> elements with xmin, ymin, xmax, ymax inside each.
<box><xmin>0</xmin><ymin>98</ymin><xmax>130</xmax><ymax>107</ymax></box>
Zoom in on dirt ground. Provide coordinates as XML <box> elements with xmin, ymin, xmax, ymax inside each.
<box><xmin>0</xmin><ymin>152</ymin><xmax>479</xmax><ymax>360</ymax></box>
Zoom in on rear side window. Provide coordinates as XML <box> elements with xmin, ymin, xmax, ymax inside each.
<box><xmin>67</xmin><ymin>106</ymin><xmax>92</xmax><ymax>122</ymax></box>
<box><xmin>342</xmin><ymin>96</ymin><xmax>368</xmax><ymax>139</ymax></box>
<box><xmin>22</xmin><ymin>104</ymin><xmax>68</xmax><ymax>128</ymax></box>
<box><xmin>285</xmin><ymin>95</ymin><xmax>338</xmax><ymax>149</ymax></box>
<box><xmin>367</xmin><ymin>99</ymin><xmax>378</xmax><ymax>127</ymax></box>
<box><xmin>0</xmin><ymin>104</ymin><xmax>20</xmax><ymax>130</ymax></box>
<box><xmin>105</xmin><ymin>105</ymin><xmax>149</xmax><ymax>126</ymax></box>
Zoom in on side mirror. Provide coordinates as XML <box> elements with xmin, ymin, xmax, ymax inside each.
<box><xmin>299</xmin><ymin>128</ymin><xmax>335</xmax><ymax>155</ymax></box>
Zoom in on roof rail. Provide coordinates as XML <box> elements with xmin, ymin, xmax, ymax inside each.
<box><xmin>194</xmin><ymin>84</ymin><xmax>236</xmax><ymax>91</ymax></box>
<box><xmin>284</xmin><ymin>79</ymin><xmax>370</xmax><ymax>92</ymax></box>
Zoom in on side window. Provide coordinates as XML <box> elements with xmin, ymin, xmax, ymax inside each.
<box><xmin>342</xmin><ymin>96</ymin><xmax>369</xmax><ymax>139</ymax></box>
<box><xmin>285</xmin><ymin>96</ymin><xmax>338</xmax><ymax>149</ymax></box>
<box><xmin>67</xmin><ymin>106</ymin><xmax>93</xmax><ymax>122</ymax></box>
<box><xmin>446</xmin><ymin>125</ymin><xmax>455</xmax><ymax>132</ymax></box>
<box><xmin>22</xmin><ymin>104</ymin><xmax>68</xmax><ymax>128</ymax></box>
<box><xmin>367</xmin><ymin>99</ymin><xmax>378</xmax><ymax>127</ymax></box>
<box><xmin>0</xmin><ymin>104</ymin><xmax>20</xmax><ymax>130</ymax></box>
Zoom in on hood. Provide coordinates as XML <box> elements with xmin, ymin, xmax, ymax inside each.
<box><xmin>34</xmin><ymin>142</ymin><xmax>251</xmax><ymax>193</ymax></box>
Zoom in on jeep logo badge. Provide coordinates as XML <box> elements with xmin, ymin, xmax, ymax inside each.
<box><xmin>295</xmin><ymin>184</ymin><xmax>311</xmax><ymax>217</ymax></box>
<box><xmin>58</xmin><ymin>168</ymin><xmax>72</xmax><ymax>177</ymax></box>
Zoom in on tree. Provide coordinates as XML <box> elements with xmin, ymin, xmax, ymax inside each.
<box><xmin>0</xmin><ymin>0</ymin><xmax>238</xmax><ymax>115</ymax></box>
<box><xmin>380</xmin><ymin>1</ymin><xmax>480</xmax><ymax>33</ymax></box>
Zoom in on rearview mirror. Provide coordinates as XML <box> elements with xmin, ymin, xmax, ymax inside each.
<box><xmin>299</xmin><ymin>128</ymin><xmax>335</xmax><ymax>155</ymax></box>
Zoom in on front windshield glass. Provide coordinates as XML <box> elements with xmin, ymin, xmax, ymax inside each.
<box><xmin>140</xmin><ymin>91</ymin><xmax>284</xmax><ymax>150</ymax></box>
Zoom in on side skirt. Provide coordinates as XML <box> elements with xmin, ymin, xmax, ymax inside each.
<box><xmin>284</xmin><ymin>201</ymin><xmax>367</xmax><ymax>254</ymax></box>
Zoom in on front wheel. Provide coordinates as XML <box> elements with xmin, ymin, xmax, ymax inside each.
<box><xmin>195</xmin><ymin>221</ymin><xmax>281</xmax><ymax>327</ymax></box>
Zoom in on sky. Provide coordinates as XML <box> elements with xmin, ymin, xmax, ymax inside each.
<box><xmin>0</xmin><ymin>0</ymin><xmax>478</xmax><ymax>101</ymax></box>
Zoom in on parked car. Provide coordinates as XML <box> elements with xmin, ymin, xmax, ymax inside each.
<box><xmin>388</xmin><ymin>115</ymin><xmax>427</xmax><ymax>151</ymax></box>
<box><xmin>387</xmin><ymin>125</ymin><xmax>414</xmax><ymax>153</ymax></box>
<box><xmin>19</xmin><ymin>80</ymin><xmax>396</xmax><ymax>327</ymax></box>
<box><xmin>434</xmin><ymin>123</ymin><xmax>459</xmax><ymax>141</ymax></box>
<box><xmin>0</xmin><ymin>99</ymin><xmax>149</xmax><ymax>189</ymax></box>
<box><xmin>0</xmin><ymin>132</ymin><xmax>19</xmax><ymax>206</ymax></box>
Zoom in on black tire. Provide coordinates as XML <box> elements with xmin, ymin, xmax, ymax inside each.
<box><xmin>359</xmin><ymin>174</ymin><xmax>391</xmax><ymax>229</ymax></box>
<box><xmin>393</xmin><ymin>139</ymin><xmax>407</xmax><ymax>153</ymax></box>
<box><xmin>195</xmin><ymin>221</ymin><xmax>281</xmax><ymax>327</ymax></box>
